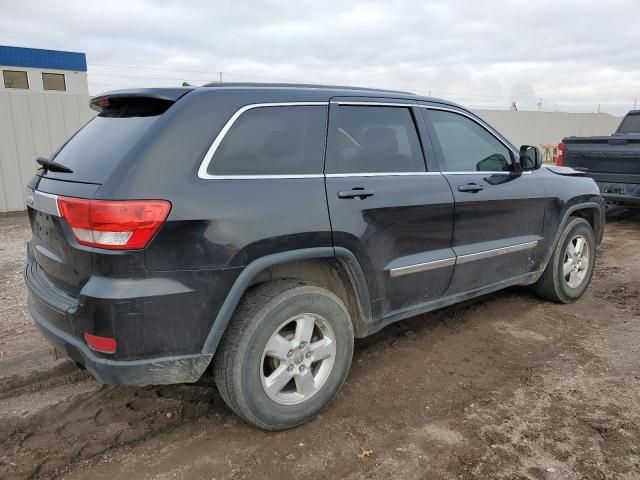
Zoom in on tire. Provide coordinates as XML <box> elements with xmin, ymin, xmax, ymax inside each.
<box><xmin>534</xmin><ymin>217</ymin><xmax>596</xmax><ymax>303</ymax></box>
<box><xmin>213</xmin><ymin>280</ymin><xmax>354</xmax><ymax>430</ymax></box>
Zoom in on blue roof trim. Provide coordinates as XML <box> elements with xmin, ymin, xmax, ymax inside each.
<box><xmin>0</xmin><ymin>46</ymin><xmax>87</xmax><ymax>72</ymax></box>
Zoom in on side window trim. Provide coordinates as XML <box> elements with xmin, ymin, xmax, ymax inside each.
<box><xmin>197</xmin><ymin>102</ymin><xmax>329</xmax><ymax>180</ymax></box>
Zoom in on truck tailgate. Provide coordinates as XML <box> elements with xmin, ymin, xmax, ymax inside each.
<box><xmin>563</xmin><ymin>137</ymin><xmax>640</xmax><ymax>177</ymax></box>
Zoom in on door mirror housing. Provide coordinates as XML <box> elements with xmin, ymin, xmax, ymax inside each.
<box><xmin>519</xmin><ymin>145</ymin><xmax>542</xmax><ymax>170</ymax></box>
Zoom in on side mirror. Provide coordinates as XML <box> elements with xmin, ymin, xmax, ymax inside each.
<box><xmin>476</xmin><ymin>153</ymin><xmax>510</xmax><ymax>172</ymax></box>
<box><xmin>519</xmin><ymin>145</ymin><xmax>542</xmax><ymax>170</ymax></box>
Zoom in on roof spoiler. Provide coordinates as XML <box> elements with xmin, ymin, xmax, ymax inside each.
<box><xmin>90</xmin><ymin>87</ymin><xmax>194</xmax><ymax>113</ymax></box>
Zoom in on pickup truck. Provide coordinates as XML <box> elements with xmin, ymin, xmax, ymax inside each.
<box><xmin>559</xmin><ymin>110</ymin><xmax>640</xmax><ymax>209</ymax></box>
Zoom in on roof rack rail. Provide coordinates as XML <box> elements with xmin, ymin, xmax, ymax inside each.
<box><xmin>201</xmin><ymin>82</ymin><xmax>415</xmax><ymax>95</ymax></box>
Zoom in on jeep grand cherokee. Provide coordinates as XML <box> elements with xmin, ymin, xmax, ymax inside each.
<box><xmin>25</xmin><ymin>83</ymin><xmax>605</xmax><ymax>429</ymax></box>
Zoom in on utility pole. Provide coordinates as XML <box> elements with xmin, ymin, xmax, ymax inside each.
<box><xmin>635</xmin><ymin>99</ymin><xmax>637</xmax><ymax>110</ymax></box>
<box><xmin>537</xmin><ymin>98</ymin><xmax>542</xmax><ymax>111</ymax></box>
<box><xmin>219</xmin><ymin>71</ymin><xmax>223</xmax><ymax>83</ymax></box>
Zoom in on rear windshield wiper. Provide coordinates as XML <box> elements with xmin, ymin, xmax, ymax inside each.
<box><xmin>36</xmin><ymin>157</ymin><xmax>73</xmax><ymax>173</ymax></box>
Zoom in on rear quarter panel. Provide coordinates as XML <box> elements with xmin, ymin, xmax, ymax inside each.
<box><xmin>89</xmin><ymin>89</ymin><xmax>334</xmax><ymax>357</ymax></box>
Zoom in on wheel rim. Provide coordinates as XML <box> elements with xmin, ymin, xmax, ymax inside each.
<box><xmin>260</xmin><ymin>313</ymin><xmax>337</xmax><ymax>405</ymax></box>
<box><xmin>563</xmin><ymin>234</ymin><xmax>590</xmax><ymax>289</ymax></box>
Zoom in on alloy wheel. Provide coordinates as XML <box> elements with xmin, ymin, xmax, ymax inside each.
<box><xmin>563</xmin><ymin>234</ymin><xmax>590</xmax><ymax>289</ymax></box>
<box><xmin>260</xmin><ymin>313</ymin><xmax>336</xmax><ymax>405</ymax></box>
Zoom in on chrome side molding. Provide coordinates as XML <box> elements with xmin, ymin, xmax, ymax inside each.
<box><xmin>456</xmin><ymin>240</ymin><xmax>539</xmax><ymax>264</ymax></box>
<box><xmin>389</xmin><ymin>257</ymin><xmax>456</xmax><ymax>278</ymax></box>
<box><xmin>389</xmin><ymin>240</ymin><xmax>539</xmax><ymax>278</ymax></box>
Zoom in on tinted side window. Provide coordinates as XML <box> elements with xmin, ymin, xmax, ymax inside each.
<box><xmin>328</xmin><ymin>106</ymin><xmax>426</xmax><ymax>174</ymax></box>
<box><xmin>209</xmin><ymin>105</ymin><xmax>327</xmax><ymax>175</ymax></box>
<box><xmin>428</xmin><ymin>110</ymin><xmax>512</xmax><ymax>172</ymax></box>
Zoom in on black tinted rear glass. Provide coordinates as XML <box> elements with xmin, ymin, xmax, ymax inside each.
<box><xmin>209</xmin><ymin>105</ymin><xmax>327</xmax><ymax>176</ymax></box>
<box><xmin>43</xmin><ymin>97</ymin><xmax>173</xmax><ymax>183</ymax></box>
<box><xmin>44</xmin><ymin>115</ymin><xmax>158</xmax><ymax>184</ymax></box>
<box><xmin>617</xmin><ymin>114</ymin><xmax>640</xmax><ymax>134</ymax></box>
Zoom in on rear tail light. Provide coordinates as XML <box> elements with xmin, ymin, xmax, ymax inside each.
<box><xmin>84</xmin><ymin>332</ymin><xmax>117</xmax><ymax>353</ymax></box>
<box><xmin>556</xmin><ymin>142</ymin><xmax>565</xmax><ymax>166</ymax></box>
<box><xmin>57</xmin><ymin>197</ymin><xmax>171</xmax><ymax>250</ymax></box>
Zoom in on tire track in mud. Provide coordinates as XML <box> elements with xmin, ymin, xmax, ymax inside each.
<box><xmin>0</xmin><ymin>368</ymin><xmax>224</xmax><ymax>480</ymax></box>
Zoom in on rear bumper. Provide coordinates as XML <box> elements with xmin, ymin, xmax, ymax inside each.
<box><xmin>25</xmin><ymin>257</ymin><xmax>215</xmax><ymax>385</ymax></box>
<box><xmin>596</xmin><ymin>181</ymin><xmax>640</xmax><ymax>207</ymax></box>
<box><xmin>28</xmin><ymin>295</ymin><xmax>212</xmax><ymax>385</ymax></box>
<box><xmin>601</xmin><ymin>193</ymin><xmax>640</xmax><ymax>207</ymax></box>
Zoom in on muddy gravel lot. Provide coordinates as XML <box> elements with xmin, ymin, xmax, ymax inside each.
<box><xmin>1</xmin><ymin>211</ymin><xmax>640</xmax><ymax>480</ymax></box>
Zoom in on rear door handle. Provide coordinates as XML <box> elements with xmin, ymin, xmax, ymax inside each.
<box><xmin>337</xmin><ymin>188</ymin><xmax>375</xmax><ymax>199</ymax></box>
<box><xmin>458</xmin><ymin>183</ymin><xmax>484</xmax><ymax>193</ymax></box>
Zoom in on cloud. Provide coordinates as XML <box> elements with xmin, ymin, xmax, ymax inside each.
<box><xmin>1</xmin><ymin>0</ymin><xmax>638</xmax><ymax>114</ymax></box>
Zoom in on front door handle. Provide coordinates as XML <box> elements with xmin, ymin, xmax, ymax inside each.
<box><xmin>337</xmin><ymin>188</ymin><xmax>375</xmax><ymax>200</ymax></box>
<box><xmin>458</xmin><ymin>183</ymin><xmax>484</xmax><ymax>193</ymax></box>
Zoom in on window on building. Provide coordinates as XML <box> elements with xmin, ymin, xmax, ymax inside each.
<box><xmin>427</xmin><ymin>110</ymin><xmax>512</xmax><ymax>172</ymax></box>
<box><xmin>3</xmin><ymin>70</ymin><xmax>29</xmax><ymax>89</ymax></box>
<box><xmin>208</xmin><ymin>105</ymin><xmax>327</xmax><ymax>176</ymax></box>
<box><xmin>327</xmin><ymin>106</ymin><xmax>426</xmax><ymax>174</ymax></box>
<box><xmin>42</xmin><ymin>72</ymin><xmax>66</xmax><ymax>91</ymax></box>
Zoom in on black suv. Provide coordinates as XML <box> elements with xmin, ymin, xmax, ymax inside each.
<box><xmin>25</xmin><ymin>84</ymin><xmax>604</xmax><ymax>430</ymax></box>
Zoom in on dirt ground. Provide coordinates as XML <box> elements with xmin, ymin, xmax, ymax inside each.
<box><xmin>1</xmin><ymin>211</ymin><xmax>640</xmax><ymax>480</ymax></box>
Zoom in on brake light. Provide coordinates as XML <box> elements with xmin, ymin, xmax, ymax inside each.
<box><xmin>556</xmin><ymin>142</ymin><xmax>564</xmax><ymax>166</ymax></box>
<box><xmin>84</xmin><ymin>332</ymin><xmax>117</xmax><ymax>353</ymax></box>
<box><xmin>57</xmin><ymin>197</ymin><xmax>171</xmax><ymax>250</ymax></box>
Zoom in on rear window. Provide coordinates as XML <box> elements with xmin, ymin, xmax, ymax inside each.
<box><xmin>208</xmin><ymin>105</ymin><xmax>327</xmax><ymax>176</ymax></box>
<box><xmin>43</xmin><ymin>97</ymin><xmax>172</xmax><ymax>184</ymax></box>
<box><xmin>617</xmin><ymin>114</ymin><xmax>640</xmax><ymax>134</ymax></box>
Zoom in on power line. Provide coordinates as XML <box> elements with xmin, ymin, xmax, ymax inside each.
<box><xmin>89</xmin><ymin>63</ymin><xmax>308</xmax><ymax>84</ymax></box>
<box><xmin>85</xmin><ymin>63</ymin><xmax>627</xmax><ymax>114</ymax></box>
<box><xmin>87</xmin><ymin>63</ymin><xmax>554</xmax><ymax>103</ymax></box>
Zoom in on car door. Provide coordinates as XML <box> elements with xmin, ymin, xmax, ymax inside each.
<box><xmin>421</xmin><ymin>105</ymin><xmax>547</xmax><ymax>294</ymax></box>
<box><xmin>325</xmin><ymin>97</ymin><xmax>455</xmax><ymax>318</ymax></box>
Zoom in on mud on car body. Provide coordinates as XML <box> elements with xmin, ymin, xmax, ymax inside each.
<box><xmin>25</xmin><ymin>83</ymin><xmax>605</xmax><ymax>429</ymax></box>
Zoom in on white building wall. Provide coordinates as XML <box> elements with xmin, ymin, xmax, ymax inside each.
<box><xmin>473</xmin><ymin>110</ymin><xmax>623</xmax><ymax>149</ymax></box>
<box><xmin>0</xmin><ymin>68</ymin><xmax>93</xmax><ymax>212</ymax></box>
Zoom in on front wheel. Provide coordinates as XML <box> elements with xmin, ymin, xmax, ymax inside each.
<box><xmin>213</xmin><ymin>280</ymin><xmax>354</xmax><ymax>430</ymax></box>
<box><xmin>534</xmin><ymin>217</ymin><xmax>597</xmax><ymax>303</ymax></box>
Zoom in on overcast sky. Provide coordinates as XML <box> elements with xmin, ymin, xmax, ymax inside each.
<box><xmin>2</xmin><ymin>0</ymin><xmax>639</xmax><ymax>115</ymax></box>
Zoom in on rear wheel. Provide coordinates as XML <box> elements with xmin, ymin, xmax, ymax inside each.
<box><xmin>213</xmin><ymin>280</ymin><xmax>354</xmax><ymax>430</ymax></box>
<box><xmin>534</xmin><ymin>217</ymin><xmax>596</xmax><ymax>303</ymax></box>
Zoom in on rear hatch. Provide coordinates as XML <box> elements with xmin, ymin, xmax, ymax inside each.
<box><xmin>27</xmin><ymin>89</ymin><xmax>191</xmax><ymax>296</ymax></box>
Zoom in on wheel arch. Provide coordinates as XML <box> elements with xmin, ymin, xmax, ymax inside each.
<box><xmin>535</xmin><ymin>201</ymin><xmax>604</xmax><ymax>280</ymax></box>
<box><xmin>568</xmin><ymin>204</ymin><xmax>604</xmax><ymax>245</ymax></box>
<box><xmin>201</xmin><ymin>247</ymin><xmax>372</xmax><ymax>355</ymax></box>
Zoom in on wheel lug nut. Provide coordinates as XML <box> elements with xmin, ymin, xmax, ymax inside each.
<box><xmin>299</xmin><ymin>342</ymin><xmax>307</xmax><ymax>349</ymax></box>
<box><xmin>299</xmin><ymin>365</ymin><xmax>306</xmax><ymax>372</ymax></box>
<box><xmin>287</xmin><ymin>349</ymin><xmax>294</xmax><ymax>357</ymax></box>
<box><xmin>305</xmin><ymin>351</ymin><xmax>312</xmax><ymax>359</ymax></box>
<box><xmin>287</xmin><ymin>364</ymin><xmax>294</xmax><ymax>372</ymax></box>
